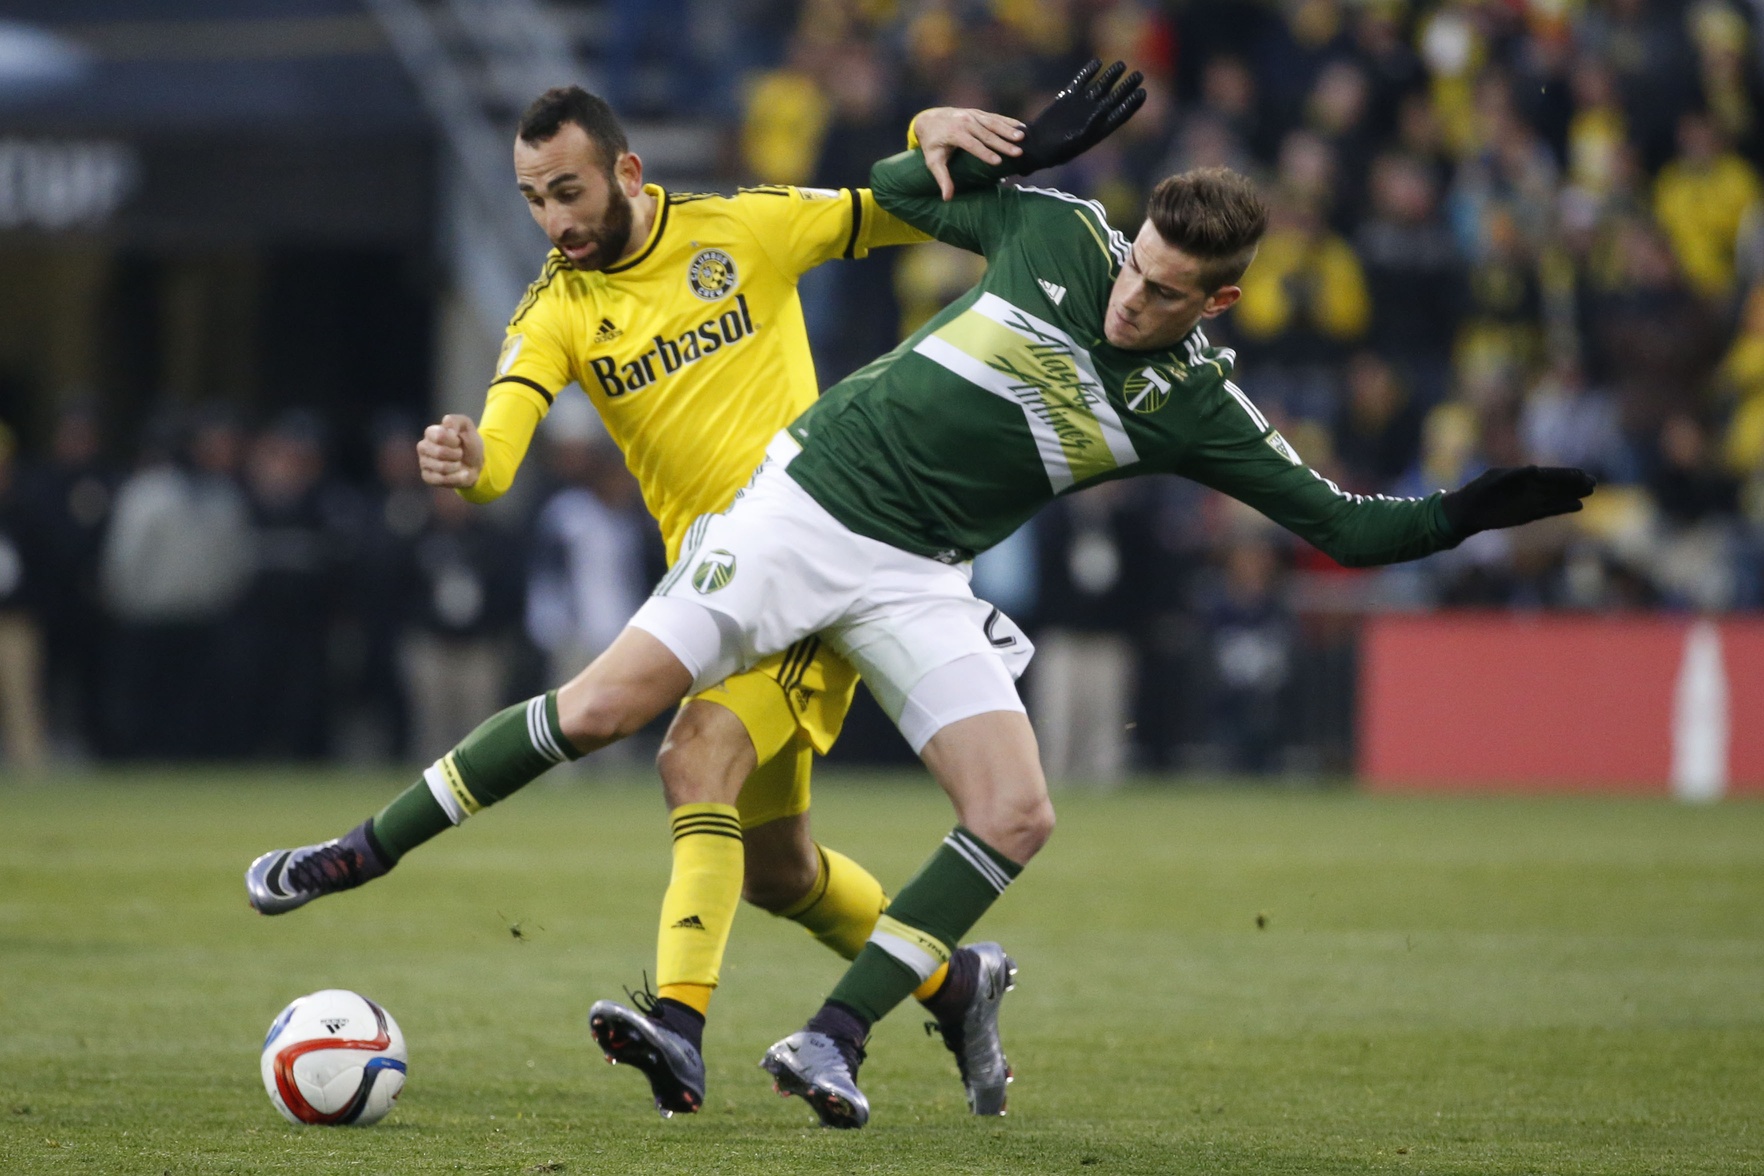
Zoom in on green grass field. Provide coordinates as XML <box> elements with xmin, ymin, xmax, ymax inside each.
<box><xmin>2</xmin><ymin>771</ymin><xmax>1761</xmax><ymax>1175</ymax></box>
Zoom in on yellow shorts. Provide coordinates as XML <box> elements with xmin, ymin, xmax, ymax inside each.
<box><xmin>687</xmin><ymin>637</ymin><xmax>859</xmax><ymax>829</ymax></box>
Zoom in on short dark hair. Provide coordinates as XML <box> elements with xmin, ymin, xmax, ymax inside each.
<box><xmin>517</xmin><ymin>86</ymin><xmax>628</xmax><ymax>175</ymax></box>
<box><xmin>1146</xmin><ymin>167</ymin><xmax>1269</xmax><ymax>291</ymax></box>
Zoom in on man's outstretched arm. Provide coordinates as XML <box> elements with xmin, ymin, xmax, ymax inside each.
<box><xmin>871</xmin><ymin>58</ymin><xmax>1146</xmax><ymax>253</ymax></box>
<box><xmin>1182</xmin><ymin>406</ymin><xmax>1595</xmax><ymax>568</ymax></box>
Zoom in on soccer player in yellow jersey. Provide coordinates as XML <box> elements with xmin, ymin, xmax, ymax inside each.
<box><xmin>245</xmin><ymin>86</ymin><xmax>1035</xmax><ymax>1117</ymax></box>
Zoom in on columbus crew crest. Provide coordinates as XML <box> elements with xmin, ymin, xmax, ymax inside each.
<box><xmin>687</xmin><ymin>249</ymin><xmax>738</xmax><ymax>300</ymax></box>
<box><xmin>692</xmin><ymin>549</ymin><xmax>737</xmax><ymax>593</ymax></box>
<box><xmin>1123</xmin><ymin>364</ymin><xmax>1175</xmax><ymax>414</ymax></box>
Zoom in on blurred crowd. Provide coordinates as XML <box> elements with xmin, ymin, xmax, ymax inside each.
<box><xmin>0</xmin><ymin>400</ymin><xmax>659</xmax><ymax>771</ymax></box>
<box><xmin>5</xmin><ymin>0</ymin><xmax>1764</xmax><ymax>776</ymax></box>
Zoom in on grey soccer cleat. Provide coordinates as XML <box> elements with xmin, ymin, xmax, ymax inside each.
<box><xmin>759</xmin><ymin>1030</ymin><xmax>870</xmax><ymax>1129</ymax></box>
<box><xmin>245</xmin><ymin>821</ymin><xmax>388</xmax><ymax>915</ymax></box>
<box><xmin>928</xmin><ymin>942</ymin><xmax>1018</xmax><ymax>1115</ymax></box>
<box><xmin>588</xmin><ymin>999</ymin><xmax>705</xmax><ymax>1117</ymax></box>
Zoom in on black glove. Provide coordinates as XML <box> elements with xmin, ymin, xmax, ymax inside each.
<box><xmin>1013</xmin><ymin>59</ymin><xmax>1146</xmax><ymax>174</ymax></box>
<box><xmin>1440</xmin><ymin>466</ymin><xmax>1597</xmax><ymax>540</ymax></box>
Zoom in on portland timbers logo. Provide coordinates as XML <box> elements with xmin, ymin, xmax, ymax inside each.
<box><xmin>692</xmin><ymin>549</ymin><xmax>737</xmax><ymax>593</ymax></box>
<box><xmin>1123</xmin><ymin>365</ymin><xmax>1175</xmax><ymax>414</ymax></box>
<box><xmin>687</xmin><ymin>249</ymin><xmax>737</xmax><ymax>300</ymax></box>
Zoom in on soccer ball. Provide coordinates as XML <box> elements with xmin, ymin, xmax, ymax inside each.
<box><xmin>260</xmin><ymin>989</ymin><xmax>407</xmax><ymax>1126</ymax></box>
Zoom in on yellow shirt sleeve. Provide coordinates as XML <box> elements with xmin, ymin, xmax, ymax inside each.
<box><xmin>733</xmin><ymin>185</ymin><xmax>928</xmax><ymax>279</ymax></box>
<box><xmin>459</xmin><ymin>265</ymin><xmax>573</xmax><ymax>503</ymax></box>
<box><xmin>867</xmin><ymin>192</ymin><xmax>932</xmax><ymax>249</ymax></box>
<box><xmin>460</xmin><ymin>387</ymin><xmax>544</xmax><ymax>504</ymax></box>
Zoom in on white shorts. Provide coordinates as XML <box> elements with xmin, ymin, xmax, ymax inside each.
<box><xmin>629</xmin><ymin>433</ymin><xmax>1033</xmax><ymax>751</ymax></box>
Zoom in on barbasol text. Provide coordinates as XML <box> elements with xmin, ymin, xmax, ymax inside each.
<box><xmin>588</xmin><ymin>294</ymin><xmax>757</xmax><ymax>398</ymax></box>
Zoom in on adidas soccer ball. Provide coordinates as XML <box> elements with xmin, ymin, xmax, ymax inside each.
<box><xmin>260</xmin><ymin>989</ymin><xmax>407</xmax><ymax>1126</ymax></box>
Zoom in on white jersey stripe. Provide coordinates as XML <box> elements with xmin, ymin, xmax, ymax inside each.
<box><xmin>915</xmin><ymin>333</ymin><xmax>1076</xmax><ymax>491</ymax></box>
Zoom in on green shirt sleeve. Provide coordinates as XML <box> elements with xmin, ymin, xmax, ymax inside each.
<box><xmin>1177</xmin><ymin>381</ymin><xmax>1459</xmax><ymax>567</ymax></box>
<box><xmin>868</xmin><ymin>149</ymin><xmax>1020</xmax><ymax>256</ymax></box>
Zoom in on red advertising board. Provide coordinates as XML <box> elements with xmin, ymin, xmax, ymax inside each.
<box><xmin>1360</xmin><ymin>615</ymin><xmax>1764</xmax><ymax>794</ymax></box>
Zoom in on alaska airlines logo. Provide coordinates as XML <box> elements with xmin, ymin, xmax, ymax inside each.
<box><xmin>984</xmin><ymin>309</ymin><xmax>1110</xmax><ymax>450</ymax></box>
<box><xmin>916</xmin><ymin>291</ymin><xmax>1139</xmax><ymax>490</ymax></box>
<box><xmin>687</xmin><ymin>249</ymin><xmax>737</xmax><ymax>300</ymax></box>
<box><xmin>588</xmin><ymin>294</ymin><xmax>756</xmax><ymax>398</ymax></box>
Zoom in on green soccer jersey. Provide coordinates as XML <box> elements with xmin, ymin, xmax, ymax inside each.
<box><xmin>783</xmin><ymin>149</ymin><xmax>1458</xmax><ymax>567</ymax></box>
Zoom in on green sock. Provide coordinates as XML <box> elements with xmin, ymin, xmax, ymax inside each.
<box><xmin>371</xmin><ymin>692</ymin><xmax>579</xmax><ymax>862</ymax></box>
<box><xmin>827</xmin><ymin>827</ymin><xmax>1022</xmax><ymax>1024</ymax></box>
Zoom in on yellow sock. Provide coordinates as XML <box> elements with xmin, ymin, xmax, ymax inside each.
<box><xmin>657</xmin><ymin>982</ymin><xmax>713</xmax><ymax>1015</ymax></box>
<box><xmin>913</xmin><ymin>962</ymin><xmax>950</xmax><ymax>1003</ymax></box>
<box><xmin>777</xmin><ymin>844</ymin><xmax>886</xmax><ymax>960</ymax></box>
<box><xmin>655</xmin><ymin>804</ymin><xmax>743</xmax><ymax>1013</ymax></box>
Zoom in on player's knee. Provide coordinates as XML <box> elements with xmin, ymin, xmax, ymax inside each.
<box><xmin>654</xmin><ymin>738</ymin><xmax>721</xmax><ymax>807</ymax></box>
<box><xmin>976</xmin><ymin>790</ymin><xmax>1055</xmax><ymax>864</ymax></box>
<box><xmin>556</xmin><ymin>686</ymin><xmax>646</xmax><ymax>750</ymax></box>
<box><xmin>1008</xmin><ymin>793</ymin><xmax>1057</xmax><ymax>858</ymax></box>
<box><xmin>654</xmin><ymin>713</ymin><xmax>753</xmax><ymax>808</ymax></box>
<box><xmin>741</xmin><ymin>847</ymin><xmax>818</xmax><ymax>912</ymax></box>
<box><xmin>740</xmin><ymin>818</ymin><xmax>819</xmax><ymax>911</ymax></box>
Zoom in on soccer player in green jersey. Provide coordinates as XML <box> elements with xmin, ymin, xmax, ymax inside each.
<box><xmin>262</xmin><ymin>60</ymin><xmax>1590</xmax><ymax>1128</ymax></box>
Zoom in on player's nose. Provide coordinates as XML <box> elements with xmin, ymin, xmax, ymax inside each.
<box><xmin>545</xmin><ymin>209</ymin><xmax>576</xmax><ymax>241</ymax></box>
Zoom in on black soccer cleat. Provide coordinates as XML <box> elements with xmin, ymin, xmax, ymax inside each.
<box><xmin>588</xmin><ymin>999</ymin><xmax>706</xmax><ymax>1118</ymax></box>
<box><xmin>759</xmin><ymin>1030</ymin><xmax>870</xmax><ymax>1129</ymax></box>
<box><xmin>927</xmin><ymin>942</ymin><xmax>1017</xmax><ymax>1115</ymax></box>
<box><xmin>246</xmin><ymin>821</ymin><xmax>388</xmax><ymax>915</ymax></box>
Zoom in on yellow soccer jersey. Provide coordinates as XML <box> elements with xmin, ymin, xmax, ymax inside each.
<box><xmin>466</xmin><ymin>182</ymin><xmax>927</xmax><ymax>561</ymax></box>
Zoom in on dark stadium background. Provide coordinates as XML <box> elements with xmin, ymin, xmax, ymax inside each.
<box><xmin>0</xmin><ymin>0</ymin><xmax>1758</xmax><ymax>787</ymax></box>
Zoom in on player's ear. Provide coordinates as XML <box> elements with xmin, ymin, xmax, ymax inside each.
<box><xmin>615</xmin><ymin>151</ymin><xmax>644</xmax><ymax>197</ymax></box>
<box><xmin>1201</xmin><ymin>285</ymin><xmax>1242</xmax><ymax>318</ymax></box>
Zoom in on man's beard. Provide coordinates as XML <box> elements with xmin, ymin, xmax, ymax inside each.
<box><xmin>565</xmin><ymin>183</ymin><xmax>634</xmax><ymax>271</ymax></box>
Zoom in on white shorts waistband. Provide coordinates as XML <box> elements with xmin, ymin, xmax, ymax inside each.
<box><xmin>765</xmin><ymin>430</ymin><xmax>802</xmax><ymax>469</ymax></box>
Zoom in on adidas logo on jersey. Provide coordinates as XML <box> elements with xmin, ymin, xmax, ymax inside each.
<box><xmin>1038</xmin><ymin>278</ymin><xmax>1067</xmax><ymax>306</ymax></box>
<box><xmin>594</xmin><ymin>318</ymin><xmax>622</xmax><ymax>342</ymax></box>
<box><xmin>588</xmin><ymin>293</ymin><xmax>757</xmax><ymax>399</ymax></box>
<box><xmin>672</xmin><ymin>915</ymin><xmax>706</xmax><ymax>930</ymax></box>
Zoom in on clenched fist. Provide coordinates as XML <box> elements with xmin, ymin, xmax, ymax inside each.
<box><xmin>416</xmin><ymin>413</ymin><xmax>485</xmax><ymax>489</ymax></box>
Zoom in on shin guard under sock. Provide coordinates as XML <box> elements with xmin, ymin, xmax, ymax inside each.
<box><xmin>775</xmin><ymin>844</ymin><xmax>887</xmax><ymax>960</ymax></box>
<box><xmin>655</xmin><ymin>804</ymin><xmax>744</xmax><ymax>1010</ymax></box>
